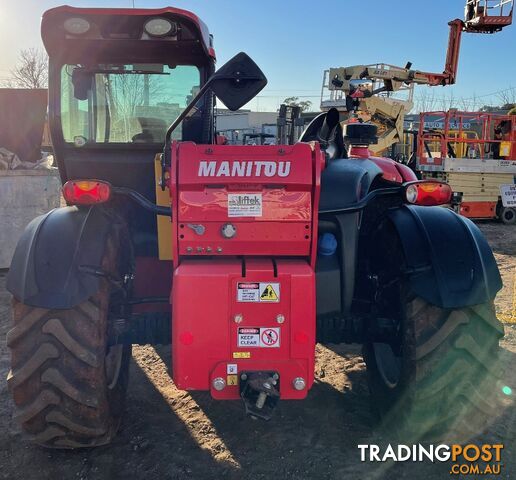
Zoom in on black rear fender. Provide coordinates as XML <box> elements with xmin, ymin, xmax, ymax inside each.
<box><xmin>7</xmin><ymin>206</ymin><xmax>122</xmax><ymax>309</ymax></box>
<box><xmin>388</xmin><ymin>205</ymin><xmax>502</xmax><ymax>308</ymax></box>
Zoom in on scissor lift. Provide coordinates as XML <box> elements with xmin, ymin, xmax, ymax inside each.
<box><xmin>417</xmin><ymin>111</ymin><xmax>516</xmax><ymax>223</ymax></box>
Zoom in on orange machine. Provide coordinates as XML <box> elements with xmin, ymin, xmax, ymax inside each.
<box><xmin>417</xmin><ymin>110</ymin><xmax>516</xmax><ymax>223</ymax></box>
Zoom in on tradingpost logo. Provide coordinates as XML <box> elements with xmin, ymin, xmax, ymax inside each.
<box><xmin>358</xmin><ymin>444</ymin><xmax>504</xmax><ymax>475</ymax></box>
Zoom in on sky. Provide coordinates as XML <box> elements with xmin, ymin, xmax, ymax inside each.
<box><xmin>0</xmin><ymin>0</ymin><xmax>515</xmax><ymax>111</ymax></box>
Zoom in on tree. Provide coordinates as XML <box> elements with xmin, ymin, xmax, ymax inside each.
<box><xmin>283</xmin><ymin>96</ymin><xmax>312</xmax><ymax>112</ymax></box>
<box><xmin>497</xmin><ymin>87</ymin><xmax>516</xmax><ymax>106</ymax></box>
<box><xmin>6</xmin><ymin>48</ymin><xmax>48</xmax><ymax>89</ymax></box>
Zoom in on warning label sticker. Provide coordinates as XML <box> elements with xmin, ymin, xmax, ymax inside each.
<box><xmin>228</xmin><ymin>193</ymin><xmax>262</xmax><ymax>217</ymax></box>
<box><xmin>227</xmin><ymin>364</ymin><xmax>238</xmax><ymax>374</ymax></box>
<box><xmin>237</xmin><ymin>327</ymin><xmax>280</xmax><ymax>348</ymax></box>
<box><xmin>259</xmin><ymin>283</ymin><xmax>279</xmax><ymax>302</ymax></box>
<box><xmin>233</xmin><ymin>351</ymin><xmax>250</xmax><ymax>359</ymax></box>
<box><xmin>238</xmin><ymin>327</ymin><xmax>260</xmax><ymax>347</ymax></box>
<box><xmin>237</xmin><ymin>283</ymin><xmax>260</xmax><ymax>302</ymax></box>
<box><xmin>260</xmin><ymin>328</ymin><xmax>280</xmax><ymax>347</ymax></box>
<box><xmin>237</xmin><ymin>282</ymin><xmax>280</xmax><ymax>303</ymax></box>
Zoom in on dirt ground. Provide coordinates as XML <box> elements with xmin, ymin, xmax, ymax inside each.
<box><xmin>0</xmin><ymin>222</ymin><xmax>514</xmax><ymax>480</ymax></box>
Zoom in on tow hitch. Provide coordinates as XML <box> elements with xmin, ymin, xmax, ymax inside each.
<box><xmin>240</xmin><ymin>371</ymin><xmax>280</xmax><ymax>420</ymax></box>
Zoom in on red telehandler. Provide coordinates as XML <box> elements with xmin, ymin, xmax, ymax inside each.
<box><xmin>5</xmin><ymin>6</ymin><xmax>506</xmax><ymax>448</ymax></box>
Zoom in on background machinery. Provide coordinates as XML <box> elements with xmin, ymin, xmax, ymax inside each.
<box><xmin>417</xmin><ymin>109</ymin><xmax>516</xmax><ymax>222</ymax></box>
<box><xmin>4</xmin><ymin>6</ymin><xmax>507</xmax><ymax>449</ymax></box>
<box><xmin>320</xmin><ymin>0</ymin><xmax>514</xmax><ymax>155</ymax></box>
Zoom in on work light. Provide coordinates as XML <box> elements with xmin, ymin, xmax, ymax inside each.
<box><xmin>144</xmin><ymin>18</ymin><xmax>176</xmax><ymax>37</ymax></box>
<box><xmin>63</xmin><ymin>17</ymin><xmax>91</xmax><ymax>35</ymax></box>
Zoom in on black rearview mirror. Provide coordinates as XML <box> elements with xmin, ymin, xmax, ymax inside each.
<box><xmin>165</xmin><ymin>52</ymin><xmax>267</xmax><ymax>143</ymax></box>
<box><xmin>210</xmin><ymin>52</ymin><xmax>267</xmax><ymax>111</ymax></box>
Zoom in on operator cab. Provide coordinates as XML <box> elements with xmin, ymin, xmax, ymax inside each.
<box><xmin>42</xmin><ymin>6</ymin><xmax>216</xmax><ymax>256</ymax></box>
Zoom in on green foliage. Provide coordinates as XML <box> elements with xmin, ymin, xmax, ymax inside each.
<box><xmin>283</xmin><ymin>96</ymin><xmax>312</xmax><ymax>112</ymax></box>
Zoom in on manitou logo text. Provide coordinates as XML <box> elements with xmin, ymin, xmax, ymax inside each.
<box><xmin>198</xmin><ymin>161</ymin><xmax>291</xmax><ymax>178</ymax></box>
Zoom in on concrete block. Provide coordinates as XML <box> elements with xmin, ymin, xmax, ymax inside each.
<box><xmin>0</xmin><ymin>169</ymin><xmax>61</xmax><ymax>268</ymax></box>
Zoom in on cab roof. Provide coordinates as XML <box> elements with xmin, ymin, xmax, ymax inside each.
<box><xmin>42</xmin><ymin>6</ymin><xmax>216</xmax><ymax>64</ymax></box>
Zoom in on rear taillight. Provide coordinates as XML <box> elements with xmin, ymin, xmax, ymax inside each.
<box><xmin>62</xmin><ymin>180</ymin><xmax>112</xmax><ymax>205</ymax></box>
<box><xmin>404</xmin><ymin>181</ymin><xmax>452</xmax><ymax>206</ymax></box>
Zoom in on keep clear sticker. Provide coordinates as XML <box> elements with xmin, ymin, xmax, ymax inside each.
<box><xmin>237</xmin><ymin>282</ymin><xmax>280</xmax><ymax>303</ymax></box>
<box><xmin>238</xmin><ymin>327</ymin><xmax>260</xmax><ymax>347</ymax></box>
<box><xmin>237</xmin><ymin>327</ymin><xmax>280</xmax><ymax>348</ymax></box>
<box><xmin>228</xmin><ymin>193</ymin><xmax>262</xmax><ymax>217</ymax></box>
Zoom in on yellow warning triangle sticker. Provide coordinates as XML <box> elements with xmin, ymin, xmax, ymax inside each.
<box><xmin>260</xmin><ymin>284</ymin><xmax>278</xmax><ymax>301</ymax></box>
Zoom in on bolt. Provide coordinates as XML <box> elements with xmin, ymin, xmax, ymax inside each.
<box><xmin>272</xmin><ymin>373</ymin><xmax>279</xmax><ymax>381</ymax></box>
<box><xmin>234</xmin><ymin>313</ymin><xmax>243</xmax><ymax>324</ymax></box>
<box><xmin>196</xmin><ymin>247</ymin><xmax>203</xmax><ymax>253</ymax></box>
<box><xmin>293</xmin><ymin>377</ymin><xmax>306</xmax><ymax>391</ymax></box>
<box><xmin>217</xmin><ymin>247</ymin><xmax>223</xmax><ymax>253</ymax></box>
<box><xmin>276</xmin><ymin>314</ymin><xmax>285</xmax><ymax>324</ymax></box>
<box><xmin>186</xmin><ymin>247</ymin><xmax>193</xmax><ymax>253</ymax></box>
<box><xmin>212</xmin><ymin>377</ymin><xmax>226</xmax><ymax>391</ymax></box>
<box><xmin>240</xmin><ymin>373</ymin><xmax>248</xmax><ymax>381</ymax></box>
<box><xmin>206</xmin><ymin>246</ymin><xmax>212</xmax><ymax>253</ymax></box>
<box><xmin>221</xmin><ymin>223</ymin><xmax>237</xmax><ymax>239</ymax></box>
<box><xmin>256</xmin><ymin>392</ymin><xmax>267</xmax><ymax>409</ymax></box>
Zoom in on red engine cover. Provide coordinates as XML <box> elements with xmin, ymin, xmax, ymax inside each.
<box><xmin>172</xmin><ymin>258</ymin><xmax>315</xmax><ymax>399</ymax></box>
<box><xmin>169</xmin><ymin>142</ymin><xmax>323</xmax><ymax>399</ymax></box>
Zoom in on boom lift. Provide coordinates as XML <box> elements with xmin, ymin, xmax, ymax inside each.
<box><xmin>321</xmin><ymin>0</ymin><xmax>514</xmax><ymax>154</ymax></box>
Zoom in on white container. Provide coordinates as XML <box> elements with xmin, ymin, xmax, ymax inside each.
<box><xmin>0</xmin><ymin>169</ymin><xmax>61</xmax><ymax>268</ymax></box>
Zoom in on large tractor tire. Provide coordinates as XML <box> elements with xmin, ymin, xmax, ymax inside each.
<box><xmin>7</xmin><ymin>229</ymin><xmax>131</xmax><ymax>449</ymax></box>
<box><xmin>363</xmin><ymin>293</ymin><xmax>505</xmax><ymax>442</ymax></box>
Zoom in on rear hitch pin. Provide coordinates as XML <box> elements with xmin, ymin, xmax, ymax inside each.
<box><xmin>256</xmin><ymin>392</ymin><xmax>267</xmax><ymax>409</ymax></box>
<box><xmin>240</xmin><ymin>372</ymin><xmax>280</xmax><ymax>420</ymax></box>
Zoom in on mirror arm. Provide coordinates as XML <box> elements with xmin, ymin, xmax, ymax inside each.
<box><xmin>165</xmin><ymin>78</ymin><xmax>213</xmax><ymax>144</ymax></box>
<box><xmin>161</xmin><ymin>78</ymin><xmax>214</xmax><ymax>190</ymax></box>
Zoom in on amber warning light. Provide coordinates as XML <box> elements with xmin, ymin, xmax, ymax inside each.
<box><xmin>62</xmin><ymin>180</ymin><xmax>112</xmax><ymax>205</ymax></box>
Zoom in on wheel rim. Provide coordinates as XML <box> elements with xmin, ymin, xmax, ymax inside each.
<box><xmin>503</xmin><ymin>209</ymin><xmax>515</xmax><ymax>223</ymax></box>
<box><xmin>373</xmin><ymin>342</ymin><xmax>401</xmax><ymax>389</ymax></box>
<box><xmin>105</xmin><ymin>345</ymin><xmax>124</xmax><ymax>390</ymax></box>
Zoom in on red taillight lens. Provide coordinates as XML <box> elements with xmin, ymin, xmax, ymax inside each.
<box><xmin>404</xmin><ymin>181</ymin><xmax>452</xmax><ymax>206</ymax></box>
<box><xmin>62</xmin><ymin>180</ymin><xmax>112</xmax><ymax>205</ymax></box>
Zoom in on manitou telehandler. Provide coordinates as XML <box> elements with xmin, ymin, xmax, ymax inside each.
<box><xmin>6</xmin><ymin>6</ymin><xmax>506</xmax><ymax>448</ymax></box>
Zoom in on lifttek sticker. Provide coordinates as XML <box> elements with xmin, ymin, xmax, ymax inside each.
<box><xmin>228</xmin><ymin>193</ymin><xmax>262</xmax><ymax>217</ymax></box>
<box><xmin>237</xmin><ymin>282</ymin><xmax>280</xmax><ymax>303</ymax></box>
<box><xmin>238</xmin><ymin>327</ymin><xmax>280</xmax><ymax>348</ymax></box>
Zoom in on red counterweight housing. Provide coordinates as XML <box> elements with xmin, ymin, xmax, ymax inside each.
<box><xmin>170</xmin><ymin>142</ymin><xmax>323</xmax><ymax>400</ymax></box>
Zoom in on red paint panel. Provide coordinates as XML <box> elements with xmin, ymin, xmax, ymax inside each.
<box><xmin>177</xmin><ymin>222</ymin><xmax>310</xmax><ymax>257</ymax></box>
<box><xmin>179</xmin><ymin>190</ymin><xmax>311</xmax><ymax>221</ymax></box>
<box><xmin>174</xmin><ymin>142</ymin><xmax>317</xmax><ymax>257</ymax></box>
<box><xmin>349</xmin><ymin>148</ymin><xmax>417</xmax><ymax>183</ymax></box>
<box><xmin>367</xmin><ymin>156</ymin><xmax>404</xmax><ymax>183</ymax></box>
<box><xmin>460</xmin><ymin>201</ymin><xmax>497</xmax><ymax>219</ymax></box>
<box><xmin>172</xmin><ymin>259</ymin><xmax>315</xmax><ymax>400</ymax></box>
